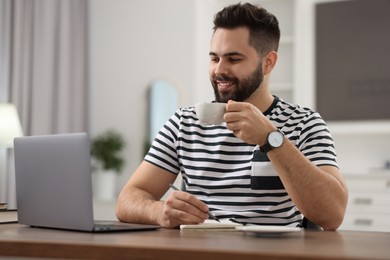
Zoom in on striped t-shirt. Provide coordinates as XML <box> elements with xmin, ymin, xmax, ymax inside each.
<box><xmin>145</xmin><ymin>96</ymin><xmax>338</xmax><ymax>227</ymax></box>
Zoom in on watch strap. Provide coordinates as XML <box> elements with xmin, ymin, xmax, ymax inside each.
<box><xmin>259</xmin><ymin>143</ymin><xmax>273</xmax><ymax>154</ymax></box>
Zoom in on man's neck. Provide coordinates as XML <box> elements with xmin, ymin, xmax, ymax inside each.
<box><xmin>245</xmin><ymin>83</ymin><xmax>275</xmax><ymax>113</ymax></box>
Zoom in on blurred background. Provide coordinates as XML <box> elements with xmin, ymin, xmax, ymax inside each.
<box><xmin>1</xmin><ymin>0</ymin><xmax>390</xmax><ymax>231</ymax></box>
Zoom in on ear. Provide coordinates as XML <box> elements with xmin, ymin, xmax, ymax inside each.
<box><xmin>263</xmin><ymin>51</ymin><xmax>278</xmax><ymax>75</ymax></box>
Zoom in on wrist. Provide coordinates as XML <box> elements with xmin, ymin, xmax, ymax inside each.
<box><xmin>260</xmin><ymin>129</ymin><xmax>285</xmax><ymax>154</ymax></box>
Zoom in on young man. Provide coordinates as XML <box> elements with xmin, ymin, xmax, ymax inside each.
<box><xmin>116</xmin><ymin>3</ymin><xmax>348</xmax><ymax>231</ymax></box>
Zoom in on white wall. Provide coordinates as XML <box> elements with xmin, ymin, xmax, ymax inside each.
<box><xmin>89</xmin><ymin>0</ymin><xmax>198</xmax><ymax>190</ymax></box>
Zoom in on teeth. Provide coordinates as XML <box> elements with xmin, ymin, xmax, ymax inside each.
<box><xmin>218</xmin><ymin>81</ymin><xmax>232</xmax><ymax>86</ymax></box>
<box><xmin>217</xmin><ymin>81</ymin><xmax>234</xmax><ymax>92</ymax></box>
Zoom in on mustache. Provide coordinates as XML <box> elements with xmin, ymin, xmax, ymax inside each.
<box><xmin>213</xmin><ymin>75</ymin><xmax>238</xmax><ymax>83</ymax></box>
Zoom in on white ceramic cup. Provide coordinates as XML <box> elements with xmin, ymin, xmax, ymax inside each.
<box><xmin>194</xmin><ymin>102</ymin><xmax>226</xmax><ymax>125</ymax></box>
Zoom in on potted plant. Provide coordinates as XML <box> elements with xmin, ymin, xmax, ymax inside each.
<box><xmin>90</xmin><ymin>129</ymin><xmax>126</xmax><ymax>201</ymax></box>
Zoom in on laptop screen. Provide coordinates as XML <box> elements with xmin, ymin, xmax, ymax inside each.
<box><xmin>14</xmin><ymin>133</ymin><xmax>96</xmax><ymax>231</ymax></box>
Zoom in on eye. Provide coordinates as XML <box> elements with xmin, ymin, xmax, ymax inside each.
<box><xmin>210</xmin><ymin>56</ymin><xmax>219</xmax><ymax>63</ymax></box>
<box><xmin>229</xmin><ymin>57</ymin><xmax>242</xmax><ymax>63</ymax></box>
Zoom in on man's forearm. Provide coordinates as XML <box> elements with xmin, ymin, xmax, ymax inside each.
<box><xmin>268</xmin><ymin>138</ymin><xmax>348</xmax><ymax>230</ymax></box>
<box><xmin>116</xmin><ymin>187</ymin><xmax>163</xmax><ymax>225</ymax></box>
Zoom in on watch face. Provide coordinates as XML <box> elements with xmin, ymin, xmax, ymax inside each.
<box><xmin>268</xmin><ymin>131</ymin><xmax>284</xmax><ymax>148</ymax></box>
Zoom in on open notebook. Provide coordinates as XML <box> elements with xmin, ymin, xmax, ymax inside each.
<box><xmin>180</xmin><ymin>219</ymin><xmax>303</xmax><ymax>235</ymax></box>
<box><xmin>180</xmin><ymin>219</ymin><xmax>242</xmax><ymax>230</ymax></box>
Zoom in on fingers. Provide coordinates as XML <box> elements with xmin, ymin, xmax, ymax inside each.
<box><xmin>170</xmin><ymin>190</ymin><xmax>209</xmax><ymax>218</ymax></box>
<box><xmin>226</xmin><ymin>99</ymin><xmax>254</xmax><ymax>112</ymax></box>
<box><xmin>224</xmin><ymin>101</ymin><xmax>253</xmax><ymax>130</ymax></box>
<box><xmin>161</xmin><ymin>190</ymin><xmax>209</xmax><ymax>228</ymax></box>
<box><xmin>224</xmin><ymin>100</ymin><xmax>244</xmax><ymax>125</ymax></box>
<box><xmin>224</xmin><ymin>100</ymin><xmax>256</xmax><ymax>122</ymax></box>
<box><xmin>224</xmin><ymin>100</ymin><xmax>271</xmax><ymax>145</ymax></box>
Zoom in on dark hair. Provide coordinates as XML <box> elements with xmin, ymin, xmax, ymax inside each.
<box><xmin>213</xmin><ymin>2</ymin><xmax>280</xmax><ymax>55</ymax></box>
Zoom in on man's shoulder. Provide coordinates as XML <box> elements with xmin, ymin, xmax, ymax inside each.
<box><xmin>273</xmin><ymin>97</ymin><xmax>316</xmax><ymax>118</ymax></box>
<box><xmin>173</xmin><ymin>106</ymin><xmax>197</xmax><ymax>122</ymax></box>
<box><xmin>178</xmin><ymin>105</ymin><xmax>196</xmax><ymax>114</ymax></box>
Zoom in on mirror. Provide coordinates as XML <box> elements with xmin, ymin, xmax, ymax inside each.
<box><xmin>145</xmin><ymin>79</ymin><xmax>180</xmax><ymax>154</ymax></box>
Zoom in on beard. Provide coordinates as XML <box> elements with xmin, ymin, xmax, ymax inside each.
<box><xmin>211</xmin><ymin>62</ymin><xmax>264</xmax><ymax>103</ymax></box>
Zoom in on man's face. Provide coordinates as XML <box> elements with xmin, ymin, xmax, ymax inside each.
<box><xmin>209</xmin><ymin>27</ymin><xmax>263</xmax><ymax>103</ymax></box>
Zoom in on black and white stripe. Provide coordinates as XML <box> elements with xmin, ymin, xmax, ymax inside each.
<box><xmin>145</xmin><ymin>96</ymin><xmax>338</xmax><ymax>227</ymax></box>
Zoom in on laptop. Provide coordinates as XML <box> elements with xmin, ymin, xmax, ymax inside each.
<box><xmin>13</xmin><ymin>132</ymin><xmax>160</xmax><ymax>232</ymax></box>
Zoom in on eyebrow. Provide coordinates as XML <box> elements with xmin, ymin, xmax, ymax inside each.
<box><xmin>209</xmin><ymin>51</ymin><xmax>246</xmax><ymax>58</ymax></box>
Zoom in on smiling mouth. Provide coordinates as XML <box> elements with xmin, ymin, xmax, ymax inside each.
<box><xmin>217</xmin><ymin>81</ymin><xmax>235</xmax><ymax>92</ymax></box>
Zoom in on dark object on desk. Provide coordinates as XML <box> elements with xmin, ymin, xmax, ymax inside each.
<box><xmin>13</xmin><ymin>133</ymin><xmax>160</xmax><ymax>233</ymax></box>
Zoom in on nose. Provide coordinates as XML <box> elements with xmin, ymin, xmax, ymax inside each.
<box><xmin>214</xmin><ymin>60</ymin><xmax>229</xmax><ymax>76</ymax></box>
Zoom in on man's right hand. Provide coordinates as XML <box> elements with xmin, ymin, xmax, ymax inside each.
<box><xmin>116</xmin><ymin>161</ymin><xmax>209</xmax><ymax>228</ymax></box>
<box><xmin>158</xmin><ymin>190</ymin><xmax>210</xmax><ymax>228</ymax></box>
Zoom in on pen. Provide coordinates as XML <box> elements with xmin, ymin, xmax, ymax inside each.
<box><xmin>169</xmin><ymin>184</ymin><xmax>220</xmax><ymax>222</ymax></box>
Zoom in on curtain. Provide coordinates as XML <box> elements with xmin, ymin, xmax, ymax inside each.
<box><xmin>0</xmin><ymin>0</ymin><xmax>89</xmax><ymax>135</ymax></box>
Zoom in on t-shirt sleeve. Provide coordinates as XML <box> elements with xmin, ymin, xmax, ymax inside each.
<box><xmin>296</xmin><ymin>111</ymin><xmax>339</xmax><ymax>168</ymax></box>
<box><xmin>144</xmin><ymin>109</ymin><xmax>182</xmax><ymax>175</ymax></box>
